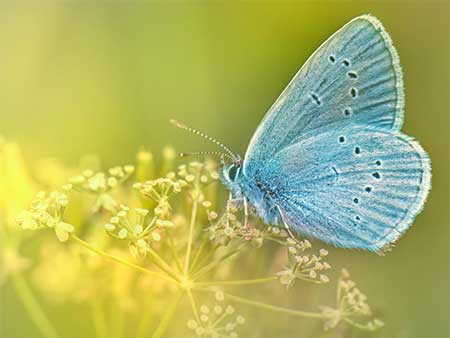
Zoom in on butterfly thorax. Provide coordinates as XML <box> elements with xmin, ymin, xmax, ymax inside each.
<box><xmin>220</xmin><ymin>162</ymin><xmax>281</xmax><ymax>226</ymax></box>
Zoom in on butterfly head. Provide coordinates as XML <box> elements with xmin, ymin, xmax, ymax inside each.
<box><xmin>219</xmin><ymin>159</ymin><xmax>245</xmax><ymax>201</ymax></box>
<box><xmin>221</xmin><ymin>160</ymin><xmax>242</xmax><ymax>184</ymax></box>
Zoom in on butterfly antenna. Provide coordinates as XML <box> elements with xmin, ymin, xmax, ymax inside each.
<box><xmin>170</xmin><ymin>119</ymin><xmax>239</xmax><ymax>162</ymax></box>
<box><xmin>180</xmin><ymin>151</ymin><xmax>227</xmax><ymax>159</ymax></box>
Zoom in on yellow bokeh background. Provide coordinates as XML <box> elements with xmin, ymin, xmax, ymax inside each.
<box><xmin>0</xmin><ymin>1</ymin><xmax>448</xmax><ymax>337</ymax></box>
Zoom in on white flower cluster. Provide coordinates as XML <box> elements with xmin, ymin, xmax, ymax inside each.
<box><xmin>320</xmin><ymin>269</ymin><xmax>384</xmax><ymax>331</ymax></box>
<box><xmin>277</xmin><ymin>238</ymin><xmax>331</xmax><ymax>287</ymax></box>
<box><xmin>104</xmin><ymin>204</ymin><xmax>174</xmax><ymax>258</ymax></box>
<box><xmin>187</xmin><ymin>291</ymin><xmax>245</xmax><ymax>338</ymax></box>
<box><xmin>16</xmin><ymin>187</ymin><xmax>74</xmax><ymax>242</ymax></box>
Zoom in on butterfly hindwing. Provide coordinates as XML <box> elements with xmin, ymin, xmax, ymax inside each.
<box><xmin>255</xmin><ymin>122</ymin><xmax>430</xmax><ymax>251</ymax></box>
<box><xmin>244</xmin><ymin>15</ymin><xmax>404</xmax><ymax>176</ymax></box>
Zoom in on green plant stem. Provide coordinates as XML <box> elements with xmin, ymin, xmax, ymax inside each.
<box><xmin>137</xmin><ymin>303</ymin><xmax>154</xmax><ymax>337</ymax></box>
<box><xmin>184</xmin><ymin>189</ymin><xmax>199</xmax><ymax>275</ymax></box>
<box><xmin>343</xmin><ymin>318</ymin><xmax>374</xmax><ymax>331</ymax></box>
<box><xmin>199</xmin><ymin>288</ymin><xmax>324</xmax><ymax>319</ymax></box>
<box><xmin>91</xmin><ymin>299</ymin><xmax>108</xmax><ymax>337</ymax></box>
<box><xmin>265</xmin><ymin>236</ymin><xmax>287</xmax><ymax>246</ymax></box>
<box><xmin>195</xmin><ymin>276</ymin><xmax>278</xmax><ymax>287</ymax></box>
<box><xmin>11</xmin><ymin>274</ymin><xmax>59</xmax><ymax>337</ymax></box>
<box><xmin>189</xmin><ymin>236</ymin><xmax>208</xmax><ymax>273</ymax></box>
<box><xmin>224</xmin><ymin>292</ymin><xmax>324</xmax><ymax>319</ymax></box>
<box><xmin>110</xmin><ymin>299</ymin><xmax>125</xmax><ymax>338</ymax></box>
<box><xmin>151</xmin><ymin>292</ymin><xmax>183</xmax><ymax>338</ymax></box>
<box><xmin>167</xmin><ymin>234</ymin><xmax>183</xmax><ymax>272</ymax></box>
<box><xmin>192</xmin><ymin>246</ymin><xmax>243</xmax><ymax>280</ymax></box>
<box><xmin>190</xmin><ymin>244</ymin><xmax>217</xmax><ymax>275</ymax></box>
<box><xmin>71</xmin><ymin>235</ymin><xmax>179</xmax><ymax>286</ymax></box>
<box><xmin>212</xmin><ymin>311</ymin><xmax>228</xmax><ymax>328</ymax></box>
<box><xmin>186</xmin><ymin>289</ymin><xmax>200</xmax><ymax>321</ymax></box>
<box><xmin>336</xmin><ymin>275</ymin><xmax>343</xmax><ymax>306</ymax></box>
<box><xmin>146</xmin><ymin>246</ymin><xmax>179</xmax><ymax>281</ymax></box>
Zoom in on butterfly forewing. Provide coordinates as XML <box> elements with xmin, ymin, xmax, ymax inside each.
<box><xmin>244</xmin><ymin>15</ymin><xmax>404</xmax><ymax>175</ymax></box>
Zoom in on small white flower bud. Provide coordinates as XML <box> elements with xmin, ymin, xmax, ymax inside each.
<box><xmin>187</xmin><ymin>320</ymin><xmax>197</xmax><ymax>329</ymax></box>
<box><xmin>104</xmin><ymin>223</ymin><xmax>116</xmax><ymax>231</ymax></box>
<box><xmin>124</xmin><ymin>165</ymin><xmax>134</xmax><ymax>174</ymax></box>
<box><xmin>118</xmin><ymin>228</ymin><xmax>128</xmax><ymax>239</ymax></box>
<box><xmin>319</xmin><ymin>248</ymin><xmax>329</xmax><ymax>257</ymax></box>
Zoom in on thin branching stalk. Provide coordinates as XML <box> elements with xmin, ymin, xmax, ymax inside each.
<box><xmin>71</xmin><ymin>235</ymin><xmax>179</xmax><ymax>286</ymax></box>
<box><xmin>167</xmin><ymin>233</ymin><xmax>183</xmax><ymax>272</ymax></box>
<box><xmin>186</xmin><ymin>289</ymin><xmax>200</xmax><ymax>322</ymax></box>
<box><xmin>195</xmin><ymin>276</ymin><xmax>278</xmax><ymax>287</ymax></box>
<box><xmin>91</xmin><ymin>299</ymin><xmax>108</xmax><ymax>337</ymax></box>
<box><xmin>184</xmin><ymin>185</ymin><xmax>199</xmax><ymax>275</ymax></box>
<box><xmin>11</xmin><ymin>274</ymin><xmax>60</xmax><ymax>338</ymax></box>
<box><xmin>146</xmin><ymin>246</ymin><xmax>179</xmax><ymax>281</ymax></box>
<box><xmin>136</xmin><ymin>294</ymin><xmax>154</xmax><ymax>337</ymax></box>
<box><xmin>151</xmin><ymin>292</ymin><xmax>183</xmax><ymax>338</ymax></box>
<box><xmin>192</xmin><ymin>246</ymin><xmax>244</xmax><ymax>280</ymax></box>
<box><xmin>190</xmin><ymin>243</ymin><xmax>217</xmax><ymax>274</ymax></box>
<box><xmin>111</xmin><ymin>298</ymin><xmax>125</xmax><ymax>338</ymax></box>
<box><xmin>189</xmin><ymin>236</ymin><xmax>209</xmax><ymax>273</ymax></box>
<box><xmin>219</xmin><ymin>291</ymin><xmax>324</xmax><ymax>319</ymax></box>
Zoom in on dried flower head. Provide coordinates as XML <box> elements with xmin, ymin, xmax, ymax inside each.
<box><xmin>320</xmin><ymin>269</ymin><xmax>384</xmax><ymax>331</ymax></box>
<box><xmin>187</xmin><ymin>291</ymin><xmax>245</xmax><ymax>338</ymax></box>
<box><xmin>276</xmin><ymin>235</ymin><xmax>331</xmax><ymax>287</ymax></box>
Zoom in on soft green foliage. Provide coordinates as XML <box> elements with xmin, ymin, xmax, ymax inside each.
<box><xmin>5</xmin><ymin>141</ymin><xmax>384</xmax><ymax>337</ymax></box>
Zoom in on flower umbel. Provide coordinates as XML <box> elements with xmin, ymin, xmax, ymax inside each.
<box><xmin>320</xmin><ymin>269</ymin><xmax>384</xmax><ymax>331</ymax></box>
<box><xmin>104</xmin><ymin>204</ymin><xmax>175</xmax><ymax>258</ymax></box>
<box><xmin>177</xmin><ymin>161</ymin><xmax>219</xmax><ymax>204</ymax></box>
<box><xmin>187</xmin><ymin>291</ymin><xmax>245</xmax><ymax>338</ymax></box>
<box><xmin>69</xmin><ymin>165</ymin><xmax>134</xmax><ymax>212</ymax></box>
<box><xmin>277</xmin><ymin>238</ymin><xmax>331</xmax><ymax>287</ymax></box>
<box><xmin>134</xmin><ymin>175</ymin><xmax>185</xmax><ymax>219</ymax></box>
<box><xmin>206</xmin><ymin>202</ymin><xmax>266</xmax><ymax>248</ymax></box>
<box><xmin>16</xmin><ymin>188</ymin><xmax>74</xmax><ymax>242</ymax></box>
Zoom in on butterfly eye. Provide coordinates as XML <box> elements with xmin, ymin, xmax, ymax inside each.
<box><xmin>228</xmin><ymin>164</ymin><xmax>239</xmax><ymax>181</ymax></box>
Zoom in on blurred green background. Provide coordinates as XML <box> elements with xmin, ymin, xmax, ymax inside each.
<box><xmin>0</xmin><ymin>1</ymin><xmax>448</xmax><ymax>337</ymax></box>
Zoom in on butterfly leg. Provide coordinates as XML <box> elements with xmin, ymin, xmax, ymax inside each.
<box><xmin>276</xmin><ymin>205</ymin><xmax>298</xmax><ymax>242</ymax></box>
<box><xmin>243</xmin><ymin>197</ymin><xmax>249</xmax><ymax>228</ymax></box>
<box><xmin>226</xmin><ymin>192</ymin><xmax>243</xmax><ymax>227</ymax></box>
<box><xmin>226</xmin><ymin>195</ymin><xmax>248</xmax><ymax>227</ymax></box>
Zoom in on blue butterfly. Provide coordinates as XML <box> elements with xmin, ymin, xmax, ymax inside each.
<box><xmin>174</xmin><ymin>14</ymin><xmax>431</xmax><ymax>253</ymax></box>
